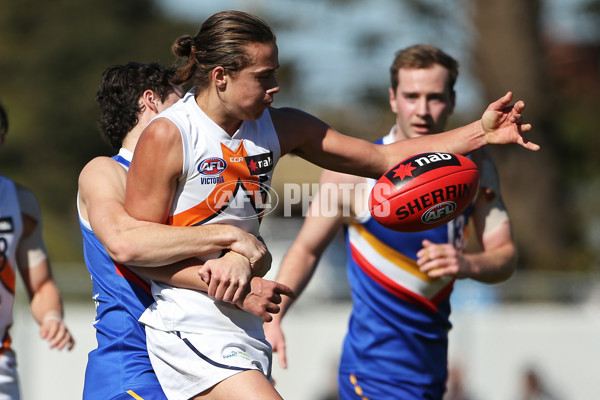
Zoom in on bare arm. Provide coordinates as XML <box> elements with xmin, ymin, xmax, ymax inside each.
<box><xmin>273</xmin><ymin>92</ymin><xmax>538</xmax><ymax>179</ymax></box>
<box><xmin>16</xmin><ymin>187</ymin><xmax>74</xmax><ymax>351</ymax></box>
<box><xmin>124</xmin><ymin>118</ymin><xmax>182</xmax><ymax>224</ymax></box>
<box><xmin>264</xmin><ymin>169</ymin><xmax>354</xmax><ymax>368</ymax></box>
<box><xmin>416</xmin><ymin>151</ymin><xmax>516</xmax><ymax>283</ymax></box>
<box><xmin>79</xmin><ymin>156</ymin><xmax>267</xmax><ymax>267</ymax></box>
<box><xmin>132</xmin><ymin>253</ymin><xmax>293</xmax><ymax>322</ymax></box>
<box><xmin>271</xmin><ymin>170</ymin><xmax>356</xmax><ymax>316</ymax></box>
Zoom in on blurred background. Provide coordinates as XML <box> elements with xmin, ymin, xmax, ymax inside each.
<box><xmin>1</xmin><ymin>0</ymin><xmax>600</xmax><ymax>398</ymax></box>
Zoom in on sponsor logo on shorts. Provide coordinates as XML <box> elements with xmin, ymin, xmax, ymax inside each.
<box><xmin>222</xmin><ymin>349</ymin><xmax>251</xmax><ymax>361</ymax></box>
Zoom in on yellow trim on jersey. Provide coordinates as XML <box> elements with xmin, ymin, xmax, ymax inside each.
<box><xmin>126</xmin><ymin>390</ymin><xmax>144</xmax><ymax>400</ymax></box>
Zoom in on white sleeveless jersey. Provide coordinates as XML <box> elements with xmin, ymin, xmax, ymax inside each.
<box><xmin>0</xmin><ymin>176</ymin><xmax>23</xmax><ymax>346</ymax></box>
<box><xmin>140</xmin><ymin>91</ymin><xmax>281</xmax><ymax>337</ymax></box>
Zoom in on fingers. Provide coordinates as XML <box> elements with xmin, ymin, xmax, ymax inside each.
<box><xmin>53</xmin><ymin>329</ymin><xmax>75</xmax><ymax>351</ymax></box>
<box><xmin>211</xmin><ymin>279</ymin><xmax>245</xmax><ymax>303</ymax></box>
<box><xmin>278</xmin><ymin>344</ymin><xmax>288</xmax><ymax>370</ymax></box>
<box><xmin>40</xmin><ymin>321</ymin><xmax>75</xmax><ymax>351</ymax></box>
<box><xmin>518</xmin><ymin>123</ymin><xmax>532</xmax><ymax>133</ymax></box>
<box><xmin>521</xmin><ymin>140</ymin><xmax>540</xmax><ymax>151</ymax></box>
<box><xmin>489</xmin><ymin>91</ymin><xmax>513</xmax><ymax>111</ymax></box>
<box><xmin>266</xmin><ymin>303</ymin><xmax>281</xmax><ymax>314</ymax></box>
<box><xmin>513</xmin><ymin>99</ymin><xmax>525</xmax><ymax>113</ymax></box>
<box><xmin>261</xmin><ymin>312</ymin><xmax>273</xmax><ymax>323</ymax></box>
<box><xmin>232</xmin><ymin>285</ymin><xmax>246</xmax><ymax>304</ymax></box>
<box><xmin>198</xmin><ymin>266</ymin><xmax>211</xmax><ymax>284</ymax></box>
<box><xmin>274</xmin><ymin>283</ymin><xmax>295</xmax><ymax>299</ymax></box>
<box><xmin>417</xmin><ymin>241</ymin><xmax>449</xmax><ymax>265</ymax></box>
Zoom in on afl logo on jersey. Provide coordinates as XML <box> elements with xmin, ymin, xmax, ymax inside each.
<box><xmin>198</xmin><ymin>157</ymin><xmax>227</xmax><ymax>176</ymax></box>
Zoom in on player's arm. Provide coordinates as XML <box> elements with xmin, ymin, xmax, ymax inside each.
<box><xmin>417</xmin><ymin>150</ymin><xmax>516</xmax><ymax>283</ymax></box>
<box><xmin>132</xmin><ymin>252</ymin><xmax>292</xmax><ymax>322</ymax></box>
<box><xmin>264</xmin><ymin>169</ymin><xmax>352</xmax><ymax>369</ymax></box>
<box><xmin>459</xmin><ymin>150</ymin><xmax>517</xmax><ymax>283</ymax></box>
<box><xmin>272</xmin><ymin>92</ymin><xmax>538</xmax><ymax>179</ymax></box>
<box><xmin>124</xmin><ymin>117</ymin><xmax>182</xmax><ymax>224</ymax></box>
<box><xmin>80</xmin><ymin>156</ymin><xmax>267</xmax><ymax>268</ymax></box>
<box><xmin>120</xmin><ymin>118</ymin><xmax>270</xmax><ymax>293</ymax></box>
<box><xmin>15</xmin><ymin>186</ymin><xmax>75</xmax><ymax>351</ymax></box>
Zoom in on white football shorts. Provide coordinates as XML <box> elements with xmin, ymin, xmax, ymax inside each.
<box><xmin>145</xmin><ymin>327</ymin><xmax>272</xmax><ymax>400</ymax></box>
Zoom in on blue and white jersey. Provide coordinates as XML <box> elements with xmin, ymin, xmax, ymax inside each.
<box><xmin>339</xmin><ymin>132</ymin><xmax>473</xmax><ymax>395</ymax></box>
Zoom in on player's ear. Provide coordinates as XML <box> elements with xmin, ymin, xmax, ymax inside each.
<box><xmin>141</xmin><ymin>90</ymin><xmax>159</xmax><ymax>113</ymax></box>
<box><xmin>448</xmin><ymin>89</ymin><xmax>456</xmax><ymax>114</ymax></box>
<box><xmin>389</xmin><ymin>87</ymin><xmax>398</xmax><ymax>113</ymax></box>
<box><xmin>213</xmin><ymin>66</ymin><xmax>227</xmax><ymax>91</ymax></box>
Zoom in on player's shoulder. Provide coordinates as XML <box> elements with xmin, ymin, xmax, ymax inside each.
<box><xmin>79</xmin><ymin>156</ymin><xmax>127</xmax><ymax>189</ymax></box>
<box><xmin>80</xmin><ymin>155</ymin><xmax>123</xmax><ymax>177</ymax></box>
<box><xmin>144</xmin><ymin>117</ymin><xmax>180</xmax><ymax>140</ymax></box>
<box><xmin>13</xmin><ymin>181</ymin><xmax>35</xmax><ymax>201</ymax></box>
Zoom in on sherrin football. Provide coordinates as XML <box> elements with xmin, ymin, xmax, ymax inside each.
<box><xmin>369</xmin><ymin>152</ymin><xmax>480</xmax><ymax>232</ymax></box>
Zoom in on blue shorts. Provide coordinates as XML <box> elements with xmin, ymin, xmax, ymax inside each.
<box><xmin>109</xmin><ymin>385</ymin><xmax>167</xmax><ymax>400</ymax></box>
<box><xmin>338</xmin><ymin>372</ymin><xmax>445</xmax><ymax>400</ymax></box>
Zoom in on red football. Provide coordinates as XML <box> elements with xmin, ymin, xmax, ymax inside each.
<box><xmin>369</xmin><ymin>152</ymin><xmax>479</xmax><ymax>232</ymax></box>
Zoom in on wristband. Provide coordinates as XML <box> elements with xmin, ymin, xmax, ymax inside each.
<box><xmin>42</xmin><ymin>310</ymin><xmax>62</xmax><ymax>324</ymax></box>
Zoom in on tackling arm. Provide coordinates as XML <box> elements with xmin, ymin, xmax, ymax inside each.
<box><xmin>79</xmin><ymin>156</ymin><xmax>267</xmax><ymax>268</ymax></box>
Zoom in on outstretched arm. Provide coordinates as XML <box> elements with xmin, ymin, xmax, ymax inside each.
<box><xmin>273</xmin><ymin>92</ymin><xmax>538</xmax><ymax>180</ymax></box>
<box><xmin>16</xmin><ymin>187</ymin><xmax>74</xmax><ymax>351</ymax></box>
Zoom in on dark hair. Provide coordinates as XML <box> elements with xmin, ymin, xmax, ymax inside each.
<box><xmin>170</xmin><ymin>10</ymin><xmax>276</xmax><ymax>90</ymax></box>
<box><xmin>96</xmin><ymin>62</ymin><xmax>175</xmax><ymax>150</ymax></box>
<box><xmin>0</xmin><ymin>100</ymin><xmax>8</xmax><ymax>136</ymax></box>
<box><xmin>390</xmin><ymin>44</ymin><xmax>459</xmax><ymax>93</ymax></box>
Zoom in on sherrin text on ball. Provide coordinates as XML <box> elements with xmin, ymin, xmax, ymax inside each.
<box><xmin>369</xmin><ymin>152</ymin><xmax>480</xmax><ymax>232</ymax></box>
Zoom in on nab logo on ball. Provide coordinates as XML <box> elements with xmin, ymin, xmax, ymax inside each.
<box><xmin>369</xmin><ymin>152</ymin><xmax>480</xmax><ymax>232</ymax></box>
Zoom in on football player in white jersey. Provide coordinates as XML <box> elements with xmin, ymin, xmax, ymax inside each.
<box><xmin>78</xmin><ymin>62</ymin><xmax>293</xmax><ymax>400</ymax></box>
<box><xmin>0</xmin><ymin>100</ymin><xmax>74</xmax><ymax>399</ymax></box>
<box><xmin>124</xmin><ymin>10</ymin><xmax>538</xmax><ymax>400</ymax></box>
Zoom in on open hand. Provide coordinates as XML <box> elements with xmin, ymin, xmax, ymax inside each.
<box><xmin>480</xmin><ymin>92</ymin><xmax>540</xmax><ymax>151</ymax></box>
<box><xmin>237</xmin><ymin>277</ymin><xmax>295</xmax><ymax>322</ymax></box>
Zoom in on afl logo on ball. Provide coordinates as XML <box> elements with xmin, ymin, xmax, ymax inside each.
<box><xmin>198</xmin><ymin>157</ymin><xmax>227</xmax><ymax>176</ymax></box>
<box><xmin>421</xmin><ymin>201</ymin><xmax>457</xmax><ymax>224</ymax></box>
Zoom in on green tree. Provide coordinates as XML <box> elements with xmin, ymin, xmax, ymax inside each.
<box><xmin>0</xmin><ymin>0</ymin><xmax>196</xmax><ymax>262</ymax></box>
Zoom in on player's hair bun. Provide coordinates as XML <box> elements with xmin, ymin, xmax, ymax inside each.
<box><xmin>172</xmin><ymin>35</ymin><xmax>194</xmax><ymax>58</ymax></box>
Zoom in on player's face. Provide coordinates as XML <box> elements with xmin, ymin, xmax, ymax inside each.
<box><xmin>224</xmin><ymin>41</ymin><xmax>280</xmax><ymax>121</ymax></box>
<box><xmin>389</xmin><ymin>64</ymin><xmax>455</xmax><ymax>138</ymax></box>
